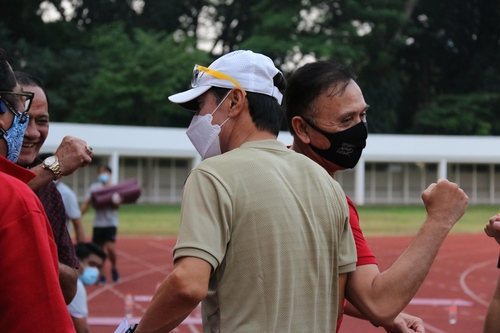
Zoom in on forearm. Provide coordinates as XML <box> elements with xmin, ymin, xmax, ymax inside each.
<box><xmin>347</xmin><ymin>218</ymin><xmax>452</xmax><ymax>325</ymax></box>
<box><xmin>136</xmin><ymin>276</ymin><xmax>203</xmax><ymax>332</ymax></box>
<box><xmin>80</xmin><ymin>200</ymin><xmax>90</xmax><ymax>216</ymax></box>
<box><xmin>136</xmin><ymin>257</ymin><xmax>210</xmax><ymax>333</ymax></box>
<box><xmin>72</xmin><ymin>316</ymin><xmax>90</xmax><ymax>333</ymax></box>
<box><xmin>72</xmin><ymin>218</ymin><xmax>85</xmax><ymax>243</ymax></box>
<box><xmin>484</xmin><ymin>275</ymin><xmax>500</xmax><ymax>333</ymax></box>
<box><xmin>27</xmin><ymin>164</ymin><xmax>56</xmax><ymax>192</ymax></box>
<box><xmin>59</xmin><ymin>263</ymin><xmax>79</xmax><ymax>304</ymax></box>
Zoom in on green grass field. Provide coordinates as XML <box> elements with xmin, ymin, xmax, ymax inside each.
<box><xmin>79</xmin><ymin>203</ymin><xmax>498</xmax><ymax>238</ymax></box>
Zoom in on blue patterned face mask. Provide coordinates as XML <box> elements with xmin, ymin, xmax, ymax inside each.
<box><xmin>0</xmin><ymin>111</ymin><xmax>29</xmax><ymax>163</ymax></box>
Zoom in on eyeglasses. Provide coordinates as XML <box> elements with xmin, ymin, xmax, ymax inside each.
<box><xmin>0</xmin><ymin>91</ymin><xmax>34</xmax><ymax>113</ymax></box>
<box><xmin>191</xmin><ymin>64</ymin><xmax>243</xmax><ymax>89</ymax></box>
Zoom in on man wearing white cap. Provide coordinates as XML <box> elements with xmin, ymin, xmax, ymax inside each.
<box><xmin>136</xmin><ymin>50</ymin><xmax>357</xmax><ymax>333</ymax></box>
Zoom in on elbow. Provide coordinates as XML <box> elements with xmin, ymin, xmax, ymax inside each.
<box><xmin>60</xmin><ymin>266</ymin><xmax>78</xmax><ymax>304</ymax></box>
<box><xmin>169</xmin><ymin>270</ymin><xmax>208</xmax><ymax>305</ymax></box>
<box><xmin>64</xmin><ymin>288</ymin><xmax>77</xmax><ymax>305</ymax></box>
<box><xmin>369</xmin><ymin>311</ymin><xmax>399</xmax><ymax>327</ymax></box>
<box><xmin>361</xmin><ymin>301</ymin><xmax>400</xmax><ymax>327</ymax></box>
<box><xmin>365</xmin><ymin>303</ymin><xmax>402</xmax><ymax>327</ymax></box>
<box><xmin>346</xmin><ymin>295</ymin><xmax>400</xmax><ymax>327</ymax></box>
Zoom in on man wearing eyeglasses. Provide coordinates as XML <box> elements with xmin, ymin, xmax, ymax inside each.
<box><xmin>0</xmin><ymin>48</ymin><xmax>75</xmax><ymax>331</ymax></box>
<box><xmin>136</xmin><ymin>50</ymin><xmax>357</xmax><ymax>333</ymax></box>
<box><xmin>15</xmin><ymin>71</ymin><xmax>90</xmax><ymax>305</ymax></box>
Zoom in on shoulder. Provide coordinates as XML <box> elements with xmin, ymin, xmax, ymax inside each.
<box><xmin>57</xmin><ymin>182</ymin><xmax>76</xmax><ymax>197</ymax></box>
<box><xmin>0</xmin><ymin>172</ymin><xmax>46</xmax><ymax>223</ymax></box>
<box><xmin>56</xmin><ymin>181</ymin><xmax>70</xmax><ymax>192</ymax></box>
<box><xmin>0</xmin><ymin>171</ymin><xmax>38</xmax><ymax>198</ymax></box>
<box><xmin>89</xmin><ymin>182</ymin><xmax>102</xmax><ymax>191</ymax></box>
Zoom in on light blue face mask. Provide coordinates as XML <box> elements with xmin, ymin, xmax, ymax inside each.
<box><xmin>98</xmin><ymin>173</ymin><xmax>110</xmax><ymax>183</ymax></box>
<box><xmin>0</xmin><ymin>110</ymin><xmax>29</xmax><ymax>163</ymax></box>
<box><xmin>79</xmin><ymin>266</ymin><xmax>100</xmax><ymax>285</ymax></box>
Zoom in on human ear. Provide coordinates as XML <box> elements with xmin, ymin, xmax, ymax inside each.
<box><xmin>227</xmin><ymin>88</ymin><xmax>246</xmax><ymax>117</ymax></box>
<box><xmin>291</xmin><ymin>116</ymin><xmax>311</xmax><ymax>144</ymax></box>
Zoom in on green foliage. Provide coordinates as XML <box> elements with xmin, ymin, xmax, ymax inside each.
<box><xmin>1</xmin><ymin>0</ymin><xmax>500</xmax><ymax>133</ymax></box>
<box><xmin>0</xmin><ymin>21</ymin><xmax>98</xmax><ymax>123</ymax></box>
<box><xmin>412</xmin><ymin>93</ymin><xmax>500</xmax><ymax>135</ymax></box>
<box><xmin>72</xmin><ymin>23</ymin><xmax>211</xmax><ymax>126</ymax></box>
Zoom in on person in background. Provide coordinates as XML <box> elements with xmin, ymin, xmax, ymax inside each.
<box><xmin>285</xmin><ymin>60</ymin><xmax>469</xmax><ymax>332</ymax></box>
<box><xmin>136</xmin><ymin>50</ymin><xmax>356</xmax><ymax>333</ymax></box>
<box><xmin>56</xmin><ymin>178</ymin><xmax>86</xmax><ymax>243</ymax></box>
<box><xmin>80</xmin><ymin>165</ymin><xmax>121</xmax><ymax>284</ymax></box>
<box><xmin>15</xmin><ymin>71</ymin><xmax>93</xmax><ymax>304</ymax></box>
<box><xmin>68</xmin><ymin>242</ymin><xmax>107</xmax><ymax>333</ymax></box>
<box><xmin>0</xmin><ymin>47</ymin><xmax>75</xmax><ymax>331</ymax></box>
<box><xmin>483</xmin><ymin>214</ymin><xmax>500</xmax><ymax>333</ymax></box>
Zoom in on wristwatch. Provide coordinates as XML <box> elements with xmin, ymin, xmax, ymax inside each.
<box><xmin>42</xmin><ymin>155</ymin><xmax>62</xmax><ymax>180</ymax></box>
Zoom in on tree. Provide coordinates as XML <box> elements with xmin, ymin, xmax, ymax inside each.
<box><xmin>398</xmin><ymin>0</ymin><xmax>500</xmax><ymax>134</ymax></box>
<box><xmin>2</xmin><ymin>0</ymin><xmax>499</xmax><ymax>134</ymax></box>
<box><xmin>72</xmin><ymin>23</ymin><xmax>211</xmax><ymax>127</ymax></box>
<box><xmin>412</xmin><ymin>93</ymin><xmax>500</xmax><ymax>135</ymax></box>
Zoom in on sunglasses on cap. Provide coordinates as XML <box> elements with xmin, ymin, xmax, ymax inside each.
<box><xmin>191</xmin><ymin>64</ymin><xmax>244</xmax><ymax>90</ymax></box>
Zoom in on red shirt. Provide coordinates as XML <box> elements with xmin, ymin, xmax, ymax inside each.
<box><xmin>0</xmin><ymin>156</ymin><xmax>75</xmax><ymax>332</ymax></box>
<box><xmin>346</xmin><ymin>196</ymin><xmax>377</xmax><ymax>266</ymax></box>
<box><xmin>337</xmin><ymin>196</ymin><xmax>377</xmax><ymax>331</ymax></box>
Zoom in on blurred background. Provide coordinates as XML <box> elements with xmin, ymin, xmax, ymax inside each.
<box><xmin>2</xmin><ymin>0</ymin><xmax>500</xmax><ymax>134</ymax></box>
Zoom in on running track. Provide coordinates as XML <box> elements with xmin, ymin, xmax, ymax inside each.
<box><xmin>86</xmin><ymin>233</ymin><xmax>499</xmax><ymax>333</ymax></box>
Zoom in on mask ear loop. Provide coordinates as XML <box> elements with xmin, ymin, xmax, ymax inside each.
<box><xmin>219</xmin><ymin>117</ymin><xmax>230</xmax><ymax>127</ymax></box>
<box><xmin>210</xmin><ymin>90</ymin><xmax>233</xmax><ymax>128</ymax></box>
<box><xmin>210</xmin><ymin>90</ymin><xmax>232</xmax><ymax>116</ymax></box>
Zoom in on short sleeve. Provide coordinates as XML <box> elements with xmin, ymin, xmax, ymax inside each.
<box><xmin>67</xmin><ymin>279</ymin><xmax>88</xmax><ymax>318</ymax></box>
<box><xmin>173</xmin><ymin>169</ymin><xmax>232</xmax><ymax>271</ymax></box>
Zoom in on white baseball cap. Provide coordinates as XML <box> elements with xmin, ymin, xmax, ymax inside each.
<box><xmin>169</xmin><ymin>50</ymin><xmax>284</xmax><ymax>110</ymax></box>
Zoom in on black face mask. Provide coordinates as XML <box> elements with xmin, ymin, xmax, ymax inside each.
<box><xmin>302</xmin><ymin>117</ymin><xmax>368</xmax><ymax>169</ymax></box>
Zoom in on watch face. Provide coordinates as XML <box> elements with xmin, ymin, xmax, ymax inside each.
<box><xmin>45</xmin><ymin>156</ymin><xmax>56</xmax><ymax>165</ymax></box>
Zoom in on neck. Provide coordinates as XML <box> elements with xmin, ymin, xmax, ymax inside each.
<box><xmin>291</xmin><ymin>138</ymin><xmax>338</xmax><ymax>178</ymax></box>
<box><xmin>223</xmin><ymin>111</ymin><xmax>277</xmax><ymax>152</ymax></box>
<box><xmin>227</xmin><ymin>130</ymin><xmax>276</xmax><ymax>152</ymax></box>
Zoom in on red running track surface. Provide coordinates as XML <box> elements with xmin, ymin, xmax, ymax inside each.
<box><xmin>85</xmin><ymin>233</ymin><xmax>499</xmax><ymax>333</ymax></box>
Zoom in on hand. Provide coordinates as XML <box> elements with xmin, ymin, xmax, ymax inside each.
<box><xmin>421</xmin><ymin>179</ymin><xmax>468</xmax><ymax>230</ymax></box>
<box><xmin>54</xmin><ymin>136</ymin><xmax>93</xmax><ymax>176</ymax></box>
<box><xmin>484</xmin><ymin>214</ymin><xmax>500</xmax><ymax>245</ymax></box>
<box><xmin>383</xmin><ymin>313</ymin><xmax>425</xmax><ymax>333</ymax></box>
<box><xmin>111</xmin><ymin>192</ymin><xmax>122</xmax><ymax>206</ymax></box>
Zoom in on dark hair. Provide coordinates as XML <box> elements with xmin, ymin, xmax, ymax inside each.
<box><xmin>100</xmin><ymin>165</ymin><xmax>112</xmax><ymax>173</ymax></box>
<box><xmin>74</xmin><ymin>242</ymin><xmax>107</xmax><ymax>261</ymax></box>
<box><xmin>211</xmin><ymin>73</ymin><xmax>286</xmax><ymax>136</ymax></box>
<box><xmin>285</xmin><ymin>61</ymin><xmax>357</xmax><ymax>136</ymax></box>
<box><xmin>0</xmin><ymin>49</ymin><xmax>18</xmax><ymax>107</ymax></box>
<box><xmin>14</xmin><ymin>71</ymin><xmax>50</xmax><ymax>109</ymax></box>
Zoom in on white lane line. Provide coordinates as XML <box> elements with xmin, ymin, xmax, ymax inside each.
<box><xmin>87</xmin><ymin>316</ymin><xmax>202</xmax><ymax>325</ymax></box>
<box><xmin>409</xmin><ymin>298</ymin><xmax>473</xmax><ymax>306</ymax></box>
<box><xmin>459</xmin><ymin>259</ymin><xmax>496</xmax><ymax>307</ymax></box>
